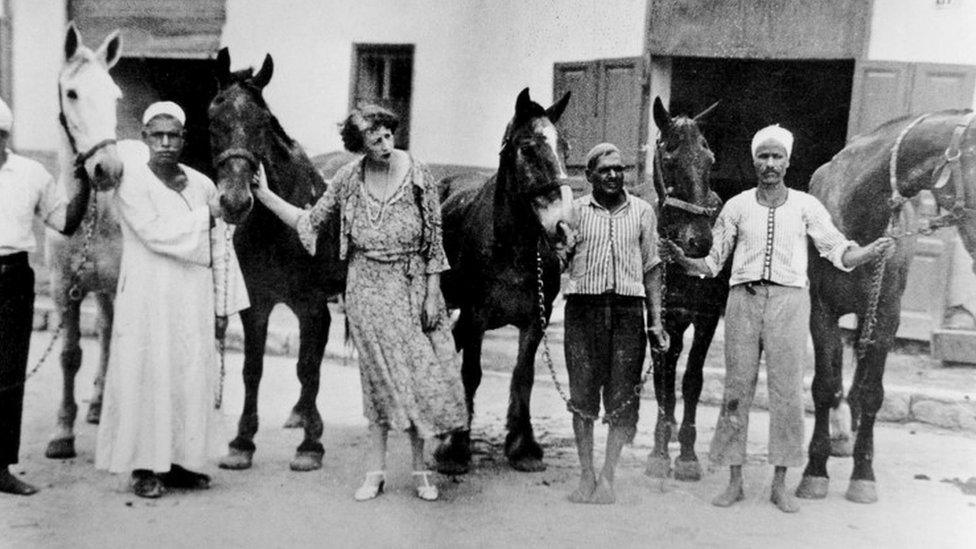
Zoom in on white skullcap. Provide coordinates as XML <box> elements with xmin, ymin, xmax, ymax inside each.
<box><xmin>142</xmin><ymin>101</ymin><xmax>186</xmax><ymax>126</ymax></box>
<box><xmin>585</xmin><ymin>142</ymin><xmax>621</xmax><ymax>170</ymax></box>
<box><xmin>0</xmin><ymin>98</ymin><xmax>12</xmax><ymax>132</ymax></box>
<box><xmin>751</xmin><ymin>124</ymin><xmax>793</xmax><ymax>159</ymax></box>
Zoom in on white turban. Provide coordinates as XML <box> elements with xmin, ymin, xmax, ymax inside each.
<box><xmin>0</xmin><ymin>98</ymin><xmax>12</xmax><ymax>132</ymax></box>
<box><xmin>751</xmin><ymin>124</ymin><xmax>793</xmax><ymax>159</ymax></box>
<box><xmin>142</xmin><ymin>101</ymin><xmax>186</xmax><ymax>126</ymax></box>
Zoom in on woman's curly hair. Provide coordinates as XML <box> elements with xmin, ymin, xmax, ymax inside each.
<box><xmin>339</xmin><ymin>105</ymin><xmax>400</xmax><ymax>153</ymax></box>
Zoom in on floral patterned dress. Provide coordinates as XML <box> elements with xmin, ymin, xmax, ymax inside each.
<box><xmin>297</xmin><ymin>157</ymin><xmax>467</xmax><ymax>437</ymax></box>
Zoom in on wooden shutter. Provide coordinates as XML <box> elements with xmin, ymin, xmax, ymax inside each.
<box><xmin>846</xmin><ymin>61</ymin><xmax>912</xmax><ymax>139</ymax></box>
<box><xmin>910</xmin><ymin>63</ymin><xmax>976</xmax><ymax>114</ymax></box>
<box><xmin>599</xmin><ymin>58</ymin><xmax>642</xmax><ymax>166</ymax></box>
<box><xmin>554</xmin><ymin>61</ymin><xmax>598</xmax><ymax>167</ymax></box>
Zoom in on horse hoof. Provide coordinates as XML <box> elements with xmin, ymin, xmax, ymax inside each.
<box><xmin>795</xmin><ymin>476</ymin><xmax>829</xmax><ymax>499</ymax></box>
<box><xmin>830</xmin><ymin>436</ymin><xmax>853</xmax><ymax>457</ymax></box>
<box><xmin>45</xmin><ymin>437</ymin><xmax>77</xmax><ymax>459</ymax></box>
<box><xmin>289</xmin><ymin>451</ymin><xmax>323</xmax><ymax>472</ymax></box>
<box><xmin>86</xmin><ymin>403</ymin><xmax>102</xmax><ymax>425</ymax></box>
<box><xmin>673</xmin><ymin>457</ymin><xmax>702</xmax><ymax>482</ymax></box>
<box><xmin>283</xmin><ymin>411</ymin><xmax>304</xmax><ymax>429</ymax></box>
<box><xmin>845</xmin><ymin>480</ymin><xmax>878</xmax><ymax>504</ymax></box>
<box><xmin>509</xmin><ymin>456</ymin><xmax>546</xmax><ymax>472</ymax></box>
<box><xmin>218</xmin><ymin>448</ymin><xmax>254</xmax><ymax>470</ymax></box>
<box><xmin>644</xmin><ymin>455</ymin><xmax>671</xmax><ymax>479</ymax></box>
<box><xmin>433</xmin><ymin>434</ymin><xmax>472</xmax><ymax>474</ymax></box>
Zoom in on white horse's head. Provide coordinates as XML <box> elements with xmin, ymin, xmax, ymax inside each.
<box><xmin>58</xmin><ymin>23</ymin><xmax>123</xmax><ymax>190</ymax></box>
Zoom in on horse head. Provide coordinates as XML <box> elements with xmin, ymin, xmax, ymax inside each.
<box><xmin>58</xmin><ymin>23</ymin><xmax>123</xmax><ymax>191</ymax></box>
<box><xmin>498</xmin><ymin>87</ymin><xmax>577</xmax><ymax>247</ymax></box>
<box><xmin>653</xmin><ymin>97</ymin><xmax>721</xmax><ymax>258</ymax></box>
<box><xmin>208</xmin><ymin>47</ymin><xmax>279</xmax><ymax>224</ymax></box>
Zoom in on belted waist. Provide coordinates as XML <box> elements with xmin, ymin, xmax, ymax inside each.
<box><xmin>737</xmin><ymin>279</ymin><xmax>784</xmax><ymax>295</ymax></box>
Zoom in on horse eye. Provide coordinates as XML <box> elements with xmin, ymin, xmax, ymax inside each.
<box><xmin>700</xmin><ymin>138</ymin><xmax>710</xmax><ymax>150</ymax></box>
<box><xmin>66</xmin><ymin>89</ymin><xmax>78</xmax><ymax>100</ymax></box>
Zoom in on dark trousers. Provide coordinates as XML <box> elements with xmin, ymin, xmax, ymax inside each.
<box><xmin>0</xmin><ymin>253</ymin><xmax>34</xmax><ymax>467</ymax></box>
<box><xmin>564</xmin><ymin>294</ymin><xmax>646</xmax><ymax>429</ymax></box>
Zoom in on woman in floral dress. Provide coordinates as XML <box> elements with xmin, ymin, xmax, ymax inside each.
<box><xmin>253</xmin><ymin>105</ymin><xmax>466</xmax><ymax>501</ymax></box>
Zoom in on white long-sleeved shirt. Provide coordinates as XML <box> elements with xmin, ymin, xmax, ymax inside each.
<box><xmin>0</xmin><ymin>152</ymin><xmax>63</xmax><ymax>255</ymax></box>
<box><xmin>703</xmin><ymin>189</ymin><xmax>854</xmax><ymax>288</ymax></box>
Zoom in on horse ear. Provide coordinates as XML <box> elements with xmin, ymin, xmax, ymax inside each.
<box><xmin>65</xmin><ymin>22</ymin><xmax>81</xmax><ymax>61</ymax></box>
<box><xmin>514</xmin><ymin>87</ymin><xmax>533</xmax><ymax>121</ymax></box>
<box><xmin>96</xmin><ymin>30</ymin><xmax>122</xmax><ymax>69</ymax></box>
<box><xmin>251</xmin><ymin>54</ymin><xmax>274</xmax><ymax>89</ymax></box>
<box><xmin>545</xmin><ymin>91</ymin><xmax>571</xmax><ymax>124</ymax></box>
<box><xmin>215</xmin><ymin>48</ymin><xmax>231</xmax><ymax>87</ymax></box>
<box><xmin>653</xmin><ymin>97</ymin><xmax>671</xmax><ymax>133</ymax></box>
<box><xmin>693</xmin><ymin>100</ymin><xmax>720</xmax><ymax>122</ymax></box>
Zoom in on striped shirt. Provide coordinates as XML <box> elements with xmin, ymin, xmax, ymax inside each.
<box><xmin>703</xmin><ymin>189</ymin><xmax>854</xmax><ymax>288</ymax></box>
<box><xmin>564</xmin><ymin>192</ymin><xmax>661</xmax><ymax>297</ymax></box>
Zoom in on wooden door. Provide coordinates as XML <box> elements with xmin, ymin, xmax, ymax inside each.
<box><xmin>599</xmin><ymin>58</ymin><xmax>642</xmax><ymax>166</ymax></box>
<box><xmin>554</xmin><ymin>61</ymin><xmax>599</xmax><ymax>168</ymax></box>
<box><xmin>846</xmin><ymin>61</ymin><xmax>912</xmax><ymax>139</ymax></box>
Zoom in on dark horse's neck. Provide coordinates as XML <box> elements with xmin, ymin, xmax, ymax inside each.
<box><xmin>842</xmin><ymin>111</ymin><xmax>968</xmax><ymax>243</ymax></box>
<box><xmin>491</xmin><ymin>149</ymin><xmax>546</xmax><ymax>261</ymax></box>
<box><xmin>249</xmin><ymin>116</ymin><xmax>326</xmax><ymax>226</ymax></box>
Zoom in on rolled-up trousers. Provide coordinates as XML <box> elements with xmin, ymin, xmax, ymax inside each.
<box><xmin>708</xmin><ymin>283</ymin><xmax>808</xmax><ymax>467</ymax></box>
<box><xmin>0</xmin><ymin>252</ymin><xmax>34</xmax><ymax>467</ymax></box>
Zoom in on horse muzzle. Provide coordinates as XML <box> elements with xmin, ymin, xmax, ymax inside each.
<box><xmin>218</xmin><ymin>191</ymin><xmax>254</xmax><ymax>224</ymax></box>
<box><xmin>84</xmin><ymin>143</ymin><xmax>123</xmax><ymax>191</ymax></box>
<box><xmin>534</xmin><ymin>184</ymin><xmax>578</xmax><ymax>244</ymax></box>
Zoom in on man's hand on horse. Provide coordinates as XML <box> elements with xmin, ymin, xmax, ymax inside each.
<box><xmin>647</xmin><ymin>324</ymin><xmax>670</xmax><ymax>352</ymax></box>
<box><xmin>215</xmin><ymin>315</ymin><xmax>228</xmax><ymax>340</ymax></box>
<box><xmin>659</xmin><ymin>238</ymin><xmax>685</xmax><ymax>263</ymax></box>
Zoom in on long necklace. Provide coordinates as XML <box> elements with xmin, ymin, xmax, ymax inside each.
<box><xmin>364</xmin><ymin>160</ymin><xmax>392</xmax><ymax>228</ymax></box>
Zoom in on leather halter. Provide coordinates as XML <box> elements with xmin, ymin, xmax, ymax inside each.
<box><xmin>57</xmin><ymin>82</ymin><xmax>117</xmax><ymax>173</ymax></box>
<box><xmin>213</xmin><ymin>147</ymin><xmax>259</xmax><ymax>170</ymax></box>
<box><xmin>887</xmin><ymin>111</ymin><xmax>976</xmax><ymax>236</ymax></box>
<box><xmin>653</xmin><ymin>141</ymin><xmax>716</xmax><ymax>218</ymax></box>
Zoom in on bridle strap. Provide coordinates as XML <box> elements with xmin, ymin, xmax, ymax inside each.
<box><xmin>663</xmin><ymin>196</ymin><xmax>717</xmax><ymax>217</ymax></box>
<box><xmin>214</xmin><ymin>147</ymin><xmax>259</xmax><ymax>169</ymax></box>
<box><xmin>57</xmin><ymin>81</ymin><xmax>117</xmax><ymax>171</ymax></box>
<box><xmin>654</xmin><ymin>140</ymin><xmax>714</xmax><ymax>218</ymax></box>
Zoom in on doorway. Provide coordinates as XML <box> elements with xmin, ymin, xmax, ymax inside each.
<box><xmin>669</xmin><ymin>57</ymin><xmax>855</xmax><ymax>200</ymax></box>
<box><xmin>113</xmin><ymin>57</ymin><xmax>217</xmax><ymax>176</ymax></box>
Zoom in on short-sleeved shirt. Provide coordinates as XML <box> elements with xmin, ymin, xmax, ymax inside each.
<box><xmin>564</xmin><ymin>192</ymin><xmax>661</xmax><ymax>298</ymax></box>
<box><xmin>0</xmin><ymin>152</ymin><xmax>62</xmax><ymax>255</ymax></box>
<box><xmin>703</xmin><ymin>188</ymin><xmax>854</xmax><ymax>288</ymax></box>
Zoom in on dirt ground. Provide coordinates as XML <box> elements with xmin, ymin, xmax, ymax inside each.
<box><xmin>2</xmin><ymin>333</ymin><xmax>975</xmax><ymax>549</ymax></box>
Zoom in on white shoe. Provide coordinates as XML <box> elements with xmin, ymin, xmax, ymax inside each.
<box><xmin>354</xmin><ymin>471</ymin><xmax>385</xmax><ymax>501</ymax></box>
<box><xmin>412</xmin><ymin>470</ymin><xmax>439</xmax><ymax>501</ymax></box>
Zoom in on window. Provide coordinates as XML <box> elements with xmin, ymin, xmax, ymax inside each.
<box><xmin>351</xmin><ymin>44</ymin><xmax>414</xmax><ymax>149</ymax></box>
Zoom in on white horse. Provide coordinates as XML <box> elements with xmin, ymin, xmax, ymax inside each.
<box><xmin>44</xmin><ymin>23</ymin><xmax>126</xmax><ymax>459</ymax></box>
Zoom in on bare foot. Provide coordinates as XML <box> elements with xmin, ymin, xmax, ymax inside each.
<box><xmin>771</xmin><ymin>483</ymin><xmax>800</xmax><ymax>513</ymax></box>
<box><xmin>711</xmin><ymin>482</ymin><xmax>744</xmax><ymax>507</ymax></box>
<box><xmin>568</xmin><ymin>472</ymin><xmax>596</xmax><ymax>503</ymax></box>
<box><xmin>590</xmin><ymin>475</ymin><xmax>616</xmax><ymax>505</ymax></box>
<box><xmin>0</xmin><ymin>469</ymin><xmax>38</xmax><ymax>496</ymax></box>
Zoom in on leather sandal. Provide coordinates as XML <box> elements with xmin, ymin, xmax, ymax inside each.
<box><xmin>412</xmin><ymin>470</ymin><xmax>438</xmax><ymax>501</ymax></box>
<box><xmin>354</xmin><ymin>471</ymin><xmax>385</xmax><ymax>501</ymax></box>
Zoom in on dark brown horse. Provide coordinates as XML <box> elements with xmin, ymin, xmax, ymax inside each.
<box><xmin>208</xmin><ymin>48</ymin><xmax>345</xmax><ymax>472</ymax></box>
<box><xmin>643</xmin><ymin>98</ymin><xmax>728</xmax><ymax>482</ymax></box>
<box><xmin>434</xmin><ymin>88</ymin><xmax>575</xmax><ymax>473</ymax></box>
<box><xmin>797</xmin><ymin>110</ymin><xmax>976</xmax><ymax>503</ymax></box>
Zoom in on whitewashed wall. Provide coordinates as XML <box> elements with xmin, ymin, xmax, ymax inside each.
<box><xmin>868</xmin><ymin>0</ymin><xmax>976</xmax><ymax>107</ymax></box>
<box><xmin>9</xmin><ymin>0</ymin><xmax>66</xmax><ymax>153</ymax></box>
<box><xmin>221</xmin><ymin>0</ymin><xmax>645</xmax><ymax>167</ymax></box>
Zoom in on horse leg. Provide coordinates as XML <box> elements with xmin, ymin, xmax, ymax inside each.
<box><xmin>44</xmin><ymin>296</ymin><xmax>83</xmax><ymax>459</ymax></box>
<box><xmin>288</xmin><ymin>301</ymin><xmax>329</xmax><ymax>472</ymax></box>
<box><xmin>796</xmin><ymin>304</ymin><xmax>842</xmax><ymax>499</ymax></box>
<box><xmin>674</xmin><ymin>312</ymin><xmax>719</xmax><ymax>482</ymax></box>
<box><xmin>86</xmin><ymin>292</ymin><xmax>113</xmax><ymax>424</ymax></box>
<box><xmin>645</xmin><ymin>312</ymin><xmax>686</xmax><ymax>478</ymax></box>
<box><xmin>219</xmin><ymin>303</ymin><xmax>271</xmax><ymax>470</ymax></box>
<box><xmin>844</xmin><ymin>332</ymin><xmax>892</xmax><ymax>504</ymax></box>
<box><xmin>505</xmin><ymin>323</ymin><xmax>546</xmax><ymax>472</ymax></box>
<box><xmin>434</xmin><ymin>313</ymin><xmax>482</xmax><ymax>474</ymax></box>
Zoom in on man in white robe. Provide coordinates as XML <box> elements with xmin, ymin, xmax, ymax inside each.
<box><xmin>95</xmin><ymin>102</ymin><xmax>248</xmax><ymax>498</ymax></box>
